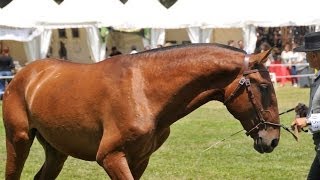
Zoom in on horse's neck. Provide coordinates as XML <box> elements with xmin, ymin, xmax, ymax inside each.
<box><xmin>138</xmin><ymin>48</ymin><xmax>244</xmax><ymax>127</ymax></box>
<box><xmin>142</xmin><ymin>49</ymin><xmax>243</xmax><ymax>95</ymax></box>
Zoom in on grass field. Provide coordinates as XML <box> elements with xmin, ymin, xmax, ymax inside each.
<box><xmin>0</xmin><ymin>86</ymin><xmax>314</xmax><ymax>179</ymax></box>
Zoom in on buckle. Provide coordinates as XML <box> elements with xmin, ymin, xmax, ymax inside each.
<box><xmin>245</xmin><ymin>79</ymin><xmax>251</xmax><ymax>86</ymax></box>
<box><xmin>239</xmin><ymin>77</ymin><xmax>246</xmax><ymax>85</ymax></box>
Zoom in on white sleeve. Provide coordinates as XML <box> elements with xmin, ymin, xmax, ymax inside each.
<box><xmin>307</xmin><ymin>113</ymin><xmax>320</xmax><ymax>133</ymax></box>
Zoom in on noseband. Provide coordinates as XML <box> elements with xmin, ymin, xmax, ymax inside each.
<box><xmin>223</xmin><ymin>55</ymin><xmax>282</xmax><ymax>136</ymax></box>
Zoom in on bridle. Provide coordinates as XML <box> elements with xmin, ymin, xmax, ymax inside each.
<box><xmin>203</xmin><ymin>55</ymin><xmax>298</xmax><ymax>152</ymax></box>
<box><xmin>223</xmin><ymin>55</ymin><xmax>282</xmax><ymax>137</ymax></box>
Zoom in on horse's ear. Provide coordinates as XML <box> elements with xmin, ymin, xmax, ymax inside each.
<box><xmin>250</xmin><ymin>48</ymin><xmax>273</xmax><ymax>65</ymax></box>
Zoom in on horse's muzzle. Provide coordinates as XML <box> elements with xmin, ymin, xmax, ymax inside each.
<box><xmin>254</xmin><ymin>136</ymin><xmax>279</xmax><ymax>153</ymax></box>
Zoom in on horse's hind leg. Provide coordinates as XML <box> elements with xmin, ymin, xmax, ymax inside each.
<box><xmin>4</xmin><ymin>107</ymin><xmax>36</xmax><ymax>180</ymax></box>
<box><xmin>34</xmin><ymin>133</ymin><xmax>68</xmax><ymax>180</ymax></box>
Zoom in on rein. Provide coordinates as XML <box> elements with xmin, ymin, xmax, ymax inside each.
<box><xmin>223</xmin><ymin>55</ymin><xmax>298</xmax><ymax>139</ymax></box>
<box><xmin>203</xmin><ymin>109</ymin><xmax>298</xmax><ymax>152</ymax></box>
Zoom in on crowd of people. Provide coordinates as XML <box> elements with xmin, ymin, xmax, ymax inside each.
<box><xmin>265</xmin><ymin>41</ymin><xmax>310</xmax><ymax>88</ymax></box>
<box><xmin>254</xmin><ymin>27</ymin><xmax>313</xmax><ymax>88</ymax></box>
<box><xmin>226</xmin><ymin>27</ymin><xmax>314</xmax><ymax>88</ymax></box>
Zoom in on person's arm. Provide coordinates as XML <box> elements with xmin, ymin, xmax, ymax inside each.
<box><xmin>307</xmin><ymin>113</ymin><xmax>320</xmax><ymax>133</ymax></box>
<box><xmin>296</xmin><ymin>53</ymin><xmax>306</xmax><ymax>64</ymax></box>
<box><xmin>292</xmin><ymin>115</ymin><xmax>320</xmax><ymax>133</ymax></box>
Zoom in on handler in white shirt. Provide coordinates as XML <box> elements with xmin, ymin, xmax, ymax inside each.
<box><xmin>291</xmin><ymin>31</ymin><xmax>320</xmax><ymax>179</ymax></box>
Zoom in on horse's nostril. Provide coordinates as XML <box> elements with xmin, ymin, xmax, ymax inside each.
<box><xmin>271</xmin><ymin>138</ymin><xmax>279</xmax><ymax>148</ymax></box>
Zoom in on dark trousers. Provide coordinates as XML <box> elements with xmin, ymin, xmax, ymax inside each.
<box><xmin>308</xmin><ymin>111</ymin><xmax>320</xmax><ymax>179</ymax></box>
<box><xmin>308</xmin><ymin>148</ymin><xmax>320</xmax><ymax>179</ymax></box>
<box><xmin>291</xmin><ymin>66</ymin><xmax>298</xmax><ymax>85</ymax></box>
<box><xmin>307</xmin><ymin>136</ymin><xmax>320</xmax><ymax>180</ymax></box>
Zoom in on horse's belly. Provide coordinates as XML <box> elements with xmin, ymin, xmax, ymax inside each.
<box><xmin>35</xmin><ymin>121</ymin><xmax>102</xmax><ymax>161</ymax></box>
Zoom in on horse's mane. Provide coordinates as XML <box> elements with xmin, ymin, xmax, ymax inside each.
<box><xmin>136</xmin><ymin>43</ymin><xmax>247</xmax><ymax>55</ymax></box>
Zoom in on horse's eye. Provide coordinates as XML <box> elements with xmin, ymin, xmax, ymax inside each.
<box><xmin>260</xmin><ymin>84</ymin><xmax>268</xmax><ymax>91</ymax></box>
<box><xmin>259</xmin><ymin>84</ymin><xmax>270</xmax><ymax>108</ymax></box>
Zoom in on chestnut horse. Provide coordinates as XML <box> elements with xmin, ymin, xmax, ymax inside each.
<box><xmin>3</xmin><ymin>44</ymin><xmax>280</xmax><ymax>180</ymax></box>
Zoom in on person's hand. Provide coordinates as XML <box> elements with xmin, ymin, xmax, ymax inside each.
<box><xmin>291</xmin><ymin>117</ymin><xmax>308</xmax><ymax>133</ymax></box>
<box><xmin>294</xmin><ymin>103</ymin><xmax>309</xmax><ymax>117</ymax></box>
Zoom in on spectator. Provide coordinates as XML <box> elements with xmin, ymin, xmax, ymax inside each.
<box><xmin>164</xmin><ymin>42</ymin><xmax>173</xmax><ymax>47</ymax></box>
<box><xmin>144</xmin><ymin>45</ymin><xmax>151</xmax><ymax>51</ymax></box>
<box><xmin>157</xmin><ymin>44</ymin><xmax>163</xmax><ymax>48</ymax></box>
<box><xmin>130</xmin><ymin>45</ymin><xmax>138</xmax><ymax>54</ymax></box>
<box><xmin>292</xmin><ymin>42</ymin><xmax>310</xmax><ymax>87</ymax></box>
<box><xmin>227</xmin><ymin>40</ymin><xmax>235</xmax><ymax>47</ymax></box>
<box><xmin>59</xmin><ymin>41</ymin><xmax>68</xmax><ymax>60</ymax></box>
<box><xmin>105</xmin><ymin>46</ymin><xmax>110</xmax><ymax>59</ymax></box>
<box><xmin>237</xmin><ymin>40</ymin><xmax>244</xmax><ymax>50</ymax></box>
<box><xmin>255</xmin><ymin>28</ymin><xmax>268</xmax><ymax>50</ymax></box>
<box><xmin>260</xmin><ymin>42</ymin><xmax>274</xmax><ymax>69</ymax></box>
<box><xmin>109</xmin><ymin>46</ymin><xmax>122</xmax><ymax>57</ymax></box>
<box><xmin>0</xmin><ymin>46</ymin><xmax>15</xmax><ymax>92</ymax></box>
<box><xmin>270</xmin><ymin>32</ymin><xmax>282</xmax><ymax>49</ymax></box>
<box><xmin>281</xmin><ymin>43</ymin><xmax>294</xmax><ymax>86</ymax></box>
<box><xmin>46</xmin><ymin>46</ymin><xmax>52</xmax><ymax>58</ymax></box>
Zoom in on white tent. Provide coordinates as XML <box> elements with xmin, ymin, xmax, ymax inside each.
<box><xmin>0</xmin><ymin>0</ymin><xmax>60</xmax><ymax>28</ymax></box>
<box><xmin>98</xmin><ymin>0</ymin><xmax>127</xmax><ymax>28</ymax></box>
<box><xmin>166</xmin><ymin>0</ymin><xmax>213</xmax><ymax>44</ymax></box>
<box><xmin>118</xmin><ymin>0</ymin><xmax>169</xmax><ymax>29</ymax></box>
<box><xmin>117</xmin><ymin>0</ymin><xmax>170</xmax><ymax>48</ymax></box>
<box><xmin>167</xmin><ymin>0</ymin><xmax>208</xmax><ymax>29</ymax></box>
<box><xmin>238</xmin><ymin>0</ymin><xmax>320</xmax><ymax>27</ymax></box>
<box><xmin>166</xmin><ymin>0</ymin><xmax>320</xmax><ymax>29</ymax></box>
<box><xmin>0</xmin><ymin>0</ymin><xmax>59</xmax><ymax>42</ymax></box>
<box><xmin>39</xmin><ymin>0</ymin><xmax>97</xmax><ymax>28</ymax></box>
<box><xmin>166</xmin><ymin>0</ymin><xmax>320</xmax><ymax>52</ymax></box>
<box><xmin>0</xmin><ymin>0</ymin><xmax>59</xmax><ymax>62</ymax></box>
<box><xmin>38</xmin><ymin>0</ymin><xmax>127</xmax><ymax>62</ymax></box>
<box><xmin>40</xmin><ymin>0</ymin><xmax>126</xmax><ymax>28</ymax></box>
<box><xmin>1</xmin><ymin>0</ymin><xmax>320</xmax><ymax>62</ymax></box>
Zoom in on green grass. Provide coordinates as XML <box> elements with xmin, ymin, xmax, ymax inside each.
<box><xmin>0</xmin><ymin>86</ymin><xmax>314</xmax><ymax>179</ymax></box>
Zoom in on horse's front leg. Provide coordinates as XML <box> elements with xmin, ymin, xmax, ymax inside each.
<box><xmin>99</xmin><ymin>151</ymin><xmax>133</xmax><ymax>180</ymax></box>
<box><xmin>130</xmin><ymin>128</ymin><xmax>171</xmax><ymax>179</ymax></box>
<box><xmin>96</xmin><ymin>132</ymin><xmax>134</xmax><ymax>180</ymax></box>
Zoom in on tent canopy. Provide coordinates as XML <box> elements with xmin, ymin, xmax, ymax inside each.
<box><xmin>117</xmin><ymin>0</ymin><xmax>169</xmax><ymax>29</ymax></box>
<box><xmin>1</xmin><ymin>0</ymin><xmax>320</xmax><ymax>62</ymax></box>
<box><xmin>1</xmin><ymin>0</ymin><xmax>320</xmax><ymax>29</ymax></box>
<box><xmin>0</xmin><ymin>0</ymin><xmax>59</xmax><ymax>28</ymax></box>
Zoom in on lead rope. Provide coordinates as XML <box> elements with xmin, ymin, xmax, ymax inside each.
<box><xmin>202</xmin><ymin>129</ymin><xmax>244</xmax><ymax>152</ymax></box>
<box><xmin>202</xmin><ymin>108</ymin><xmax>299</xmax><ymax>152</ymax></box>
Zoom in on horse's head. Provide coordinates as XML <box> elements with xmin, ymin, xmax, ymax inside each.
<box><xmin>224</xmin><ymin>49</ymin><xmax>280</xmax><ymax>153</ymax></box>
